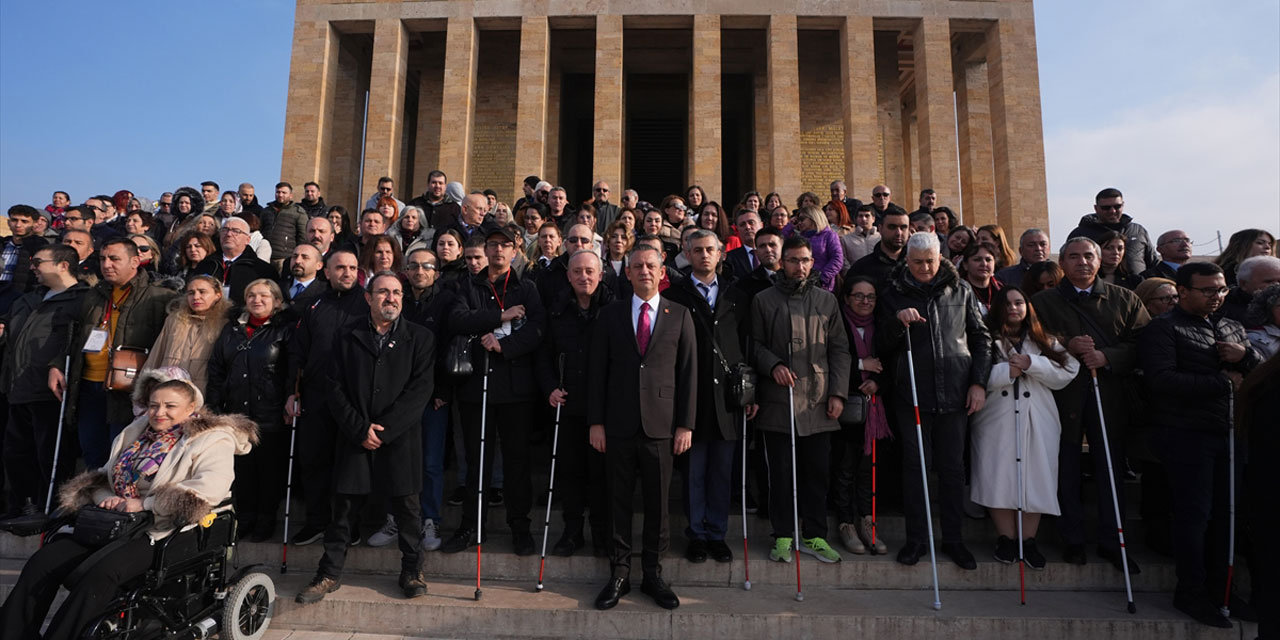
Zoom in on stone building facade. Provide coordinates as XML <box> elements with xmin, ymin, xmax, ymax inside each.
<box><xmin>281</xmin><ymin>0</ymin><xmax>1048</xmax><ymax>234</ymax></box>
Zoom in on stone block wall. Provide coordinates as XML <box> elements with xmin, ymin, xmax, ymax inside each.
<box><xmin>467</xmin><ymin>30</ymin><xmax>519</xmax><ymax>204</ymax></box>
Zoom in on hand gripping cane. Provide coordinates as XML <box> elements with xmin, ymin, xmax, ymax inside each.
<box><xmin>1221</xmin><ymin>385</ymin><xmax>1236</xmax><ymax>618</ymax></box>
<box><xmin>537</xmin><ymin>354</ymin><xmax>566</xmax><ymax>592</ymax></box>
<box><xmin>475</xmin><ymin>350</ymin><xmax>491</xmax><ymax>601</ymax></box>
<box><xmin>1089</xmin><ymin>368</ymin><xmax>1136</xmax><ymax>614</ymax></box>
<box><xmin>281</xmin><ymin>375</ymin><xmax>302</xmax><ymax>574</ymax></box>
<box><xmin>905</xmin><ymin>329</ymin><xmax>942</xmax><ymax>610</ymax></box>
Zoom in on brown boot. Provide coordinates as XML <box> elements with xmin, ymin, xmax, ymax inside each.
<box><xmin>858</xmin><ymin>515</ymin><xmax>887</xmax><ymax>555</ymax></box>
<box><xmin>399</xmin><ymin>569</ymin><xmax>429</xmax><ymax>598</ymax></box>
<box><xmin>838</xmin><ymin>522</ymin><xmax>866</xmax><ymax>554</ymax></box>
<box><xmin>296</xmin><ymin>574</ymin><xmax>340</xmax><ymax>604</ymax></box>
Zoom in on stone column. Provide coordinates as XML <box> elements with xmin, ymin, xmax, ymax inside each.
<box><xmin>281</xmin><ymin>20</ymin><xmax>338</xmax><ymax>188</ymax></box>
<box><xmin>988</xmin><ymin>18</ymin><xmax>1049</xmax><ymax>235</ymax></box>
<box><xmin>840</xmin><ymin>15</ymin><xmax>880</xmax><ymax>198</ymax></box>
<box><xmin>874</xmin><ymin>31</ymin><xmax>903</xmax><ymax>200</ymax></box>
<box><xmin>767</xmin><ymin>14</ymin><xmax>802</xmax><ymax>198</ymax></box>
<box><xmin>955</xmin><ymin>60</ymin><xmax>995</xmax><ymax>228</ymax></box>
<box><xmin>912</xmin><ymin>17</ymin><xmax>960</xmax><ymax>206</ymax></box>
<box><xmin>513</xmin><ymin>16</ymin><xmax>550</xmax><ymax>199</ymax></box>
<box><xmin>689</xmin><ymin>14</ymin><xmax>722</xmax><ymax>201</ymax></box>
<box><xmin>438</xmin><ymin>16</ymin><xmax>478</xmax><ymax>187</ymax></box>
<box><xmin>593</xmin><ymin>15</ymin><xmax>624</xmax><ymax>195</ymax></box>
<box><xmin>362</xmin><ymin>18</ymin><xmax>410</xmax><ymax>203</ymax></box>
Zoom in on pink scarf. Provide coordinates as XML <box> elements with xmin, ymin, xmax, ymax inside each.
<box><xmin>842</xmin><ymin>305</ymin><xmax>891</xmax><ymax>454</ymax></box>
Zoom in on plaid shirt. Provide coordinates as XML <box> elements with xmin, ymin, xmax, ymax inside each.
<box><xmin>0</xmin><ymin>238</ymin><xmax>19</xmax><ymax>282</ymax></box>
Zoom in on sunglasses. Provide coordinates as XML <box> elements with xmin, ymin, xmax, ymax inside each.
<box><xmin>567</xmin><ymin>236</ymin><xmax>592</xmax><ymax>244</ymax></box>
<box><xmin>135</xmin><ymin>245</ymin><xmax>152</xmax><ymax>253</ymax></box>
<box><xmin>1098</xmin><ymin>204</ymin><xmax>1123</xmax><ymax>211</ymax></box>
<box><xmin>872</xmin><ymin>192</ymin><xmax>890</xmax><ymax>198</ymax></box>
<box><xmin>406</xmin><ymin>262</ymin><xmax>437</xmax><ymax>271</ymax></box>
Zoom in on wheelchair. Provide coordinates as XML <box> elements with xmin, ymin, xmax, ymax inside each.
<box><xmin>39</xmin><ymin>502</ymin><xmax>276</xmax><ymax>640</ymax></box>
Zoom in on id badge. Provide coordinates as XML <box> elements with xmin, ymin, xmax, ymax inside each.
<box><xmin>83</xmin><ymin>329</ymin><xmax>109</xmax><ymax>352</ymax></box>
<box><xmin>222</xmin><ymin>285</ymin><xmax>231</xmax><ymax>299</ymax></box>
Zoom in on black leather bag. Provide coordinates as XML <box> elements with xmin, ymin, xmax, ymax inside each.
<box><xmin>445</xmin><ymin>335</ymin><xmax>475</xmax><ymax>377</ymax></box>
<box><xmin>838</xmin><ymin>393</ymin><xmax>868</xmax><ymax>426</ymax></box>
<box><xmin>727</xmin><ymin>362</ymin><xmax>757</xmax><ymax>409</ymax></box>
<box><xmin>72</xmin><ymin>506</ymin><xmax>153</xmax><ymax>548</ymax></box>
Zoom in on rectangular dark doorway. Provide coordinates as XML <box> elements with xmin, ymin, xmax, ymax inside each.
<box><xmin>558</xmin><ymin>73</ymin><xmax>595</xmax><ymax>203</ymax></box>
<box><xmin>626</xmin><ymin>74</ymin><xmax>687</xmax><ymax>202</ymax></box>
<box><xmin>721</xmin><ymin>73</ymin><xmax>754</xmax><ymax>207</ymax></box>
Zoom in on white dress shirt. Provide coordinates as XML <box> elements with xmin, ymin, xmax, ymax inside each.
<box><xmin>631</xmin><ymin>292</ymin><xmax>661</xmax><ymax>334</ymax></box>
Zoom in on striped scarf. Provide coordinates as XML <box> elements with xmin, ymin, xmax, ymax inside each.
<box><xmin>112</xmin><ymin>424</ymin><xmax>185</xmax><ymax>499</ymax></box>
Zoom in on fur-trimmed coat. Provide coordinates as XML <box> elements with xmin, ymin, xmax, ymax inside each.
<box><xmin>58</xmin><ymin>412</ymin><xmax>258</xmax><ymax>541</ymax></box>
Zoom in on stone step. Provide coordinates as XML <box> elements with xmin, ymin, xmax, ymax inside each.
<box><xmin>263</xmin><ymin>572</ymin><xmax>1256</xmax><ymax>640</ymax></box>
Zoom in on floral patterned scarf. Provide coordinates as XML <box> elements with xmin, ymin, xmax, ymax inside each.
<box><xmin>112</xmin><ymin>424</ymin><xmax>185</xmax><ymax>499</ymax></box>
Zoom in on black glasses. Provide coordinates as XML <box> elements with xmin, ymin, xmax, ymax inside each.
<box><xmin>1148</xmin><ymin>294</ymin><xmax>1178</xmax><ymax>304</ymax></box>
<box><xmin>846</xmin><ymin>292</ymin><xmax>876</xmax><ymax>302</ymax></box>
<box><xmin>1189</xmin><ymin>286</ymin><xmax>1229</xmax><ymax>297</ymax></box>
<box><xmin>485</xmin><ymin>241</ymin><xmax>514</xmax><ymax>250</ymax></box>
<box><xmin>567</xmin><ymin>236</ymin><xmax>591</xmax><ymax>244</ymax></box>
<box><xmin>594</xmin><ymin>188</ymin><xmax>608</xmax><ymax>193</ymax></box>
<box><xmin>135</xmin><ymin>245</ymin><xmax>152</xmax><ymax>253</ymax></box>
<box><xmin>872</xmin><ymin>192</ymin><xmax>889</xmax><ymax>198</ymax></box>
<box><xmin>1098</xmin><ymin>204</ymin><xmax>1123</xmax><ymax>211</ymax></box>
<box><xmin>1161</xmin><ymin>237</ymin><xmax>1192</xmax><ymax>245</ymax></box>
<box><xmin>28</xmin><ymin>258</ymin><xmax>47</xmax><ymax>267</ymax></box>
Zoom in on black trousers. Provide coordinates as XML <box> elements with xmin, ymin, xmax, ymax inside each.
<box><xmin>319</xmin><ymin>492</ymin><xmax>422</xmax><ymax>578</ymax></box>
<box><xmin>297</xmin><ymin>404</ymin><xmax>336</xmax><ymax>529</ymax></box>
<box><xmin>556</xmin><ymin>414</ymin><xmax>608</xmax><ymax>537</ymax></box>
<box><xmin>233</xmin><ymin>426</ymin><xmax>289</xmax><ymax>529</ymax></box>
<box><xmin>1058</xmin><ymin>399</ymin><xmax>1125</xmax><ymax>549</ymax></box>
<box><xmin>0</xmin><ymin>535</ymin><xmax>154</xmax><ymax>640</ymax></box>
<box><xmin>1154</xmin><ymin>428</ymin><xmax>1237</xmax><ymax>597</ymax></box>
<box><xmin>459</xmin><ymin>402</ymin><xmax>533</xmax><ymax>534</ymax></box>
<box><xmin>896</xmin><ymin>407</ymin><xmax>966</xmax><ymax>545</ymax></box>
<box><xmin>763</xmin><ymin>430</ymin><xmax>832</xmax><ymax>540</ymax></box>
<box><xmin>4</xmin><ymin>400</ymin><xmax>73</xmax><ymax>512</ymax></box>
<box><xmin>831</xmin><ymin>421</ymin><xmax>873</xmax><ymax>524</ymax></box>
<box><xmin>606</xmin><ymin>433</ymin><xmax>672</xmax><ymax>578</ymax></box>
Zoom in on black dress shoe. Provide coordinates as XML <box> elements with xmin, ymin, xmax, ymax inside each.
<box><xmin>1062</xmin><ymin>543</ymin><xmax>1087</xmax><ymax>565</ymax></box>
<box><xmin>941</xmin><ymin>542</ymin><xmax>977</xmax><ymax>570</ymax></box>
<box><xmin>441</xmin><ymin>528</ymin><xmax>476</xmax><ymax>554</ymax></box>
<box><xmin>641</xmin><ymin>573</ymin><xmax>680</xmax><ymax>610</ymax></box>
<box><xmin>1173</xmin><ymin>592</ymin><xmax>1232</xmax><ymax>629</ymax></box>
<box><xmin>1096</xmin><ymin>545</ymin><xmax>1141</xmax><ymax>575</ymax></box>
<box><xmin>512</xmin><ymin>530</ymin><xmax>536</xmax><ymax>556</ymax></box>
<box><xmin>553</xmin><ymin>531</ymin><xmax>585</xmax><ymax>557</ymax></box>
<box><xmin>707</xmin><ymin>540</ymin><xmax>733</xmax><ymax>563</ymax></box>
<box><xmin>896</xmin><ymin>541</ymin><xmax>927</xmax><ymax>566</ymax></box>
<box><xmin>685</xmin><ymin>539</ymin><xmax>708</xmax><ymax>563</ymax></box>
<box><xmin>595</xmin><ymin>576</ymin><xmax>631</xmax><ymax>610</ymax></box>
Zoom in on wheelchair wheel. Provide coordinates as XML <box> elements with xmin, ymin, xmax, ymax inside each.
<box><xmin>221</xmin><ymin>571</ymin><xmax>275</xmax><ymax>640</ymax></box>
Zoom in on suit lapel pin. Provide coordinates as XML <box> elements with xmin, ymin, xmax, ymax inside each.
<box><xmin>388</xmin><ymin>341</ymin><xmax>396</xmax><ymax>349</ymax></box>
<box><xmin>663</xmin><ymin>308</ymin><xmax>670</xmax><ymax>314</ymax></box>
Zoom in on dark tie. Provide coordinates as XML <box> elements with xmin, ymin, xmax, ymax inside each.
<box><xmin>749</xmin><ymin>250</ymin><xmax>758</xmax><ymax>270</ymax></box>
<box><xmin>291</xmin><ymin>282</ymin><xmax>305</xmax><ymax>298</ymax></box>
<box><xmin>637</xmin><ymin>302</ymin><xmax>652</xmax><ymax>356</ymax></box>
<box><xmin>697</xmin><ymin>282</ymin><xmax>714</xmax><ymax>310</ymax></box>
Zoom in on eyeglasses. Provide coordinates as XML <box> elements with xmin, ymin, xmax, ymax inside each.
<box><xmin>379</xmin><ymin>187</ymin><xmax>393</xmax><ymax>193</ymax></box>
<box><xmin>406</xmin><ymin>262</ymin><xmax>437</xmax><ymax>271</ymax></box>
<box><xmin>594</xmin><ymin>188</ymin><xmax>608</xmax><ymax>193</ymax></box>
<box><xmin>1161</xmin><ymin>237</ymin><xmax>1192</xmax><ymax>245</ymax></box>
<box><xmin>1148</xmin><ymin>294</ymin><xmax>1178</xmax><ymax>304</ymax></box>
<box><xmin>846</xmin><ymin>292</ymin><xmax>876</xmax><ymax>302</ymax></box>
<box><xmin>485</xmin><ymin>241</ymin><xmax>514</xmax><ymax>250</ymax></box>
<box><xmin>783</xmin><ymin>257</ymin><xmax>814</xmax><ymax>265</ymax></box>
<box><xmin>1188</xmin><ymin>286</ymin><xmax>1229</xmax><ymax>297</ymax></box>
<box><xmin>28</xmin><ymin>258</ymin><xmax>47</xmax><ymax>267</ymax></box>
<box><xmin>567</xmin><ymin>236</ymin><xmax>592</xmax><ymax>244</ymax></box>
<box><xmin>221</xmin><ymin>227</ymin><xmax>248</xmax><ymax>237</ymax></box>
<box><xmin>872</xmin><ymin>192</ymin><xmax>889</xmax><ymax>198</ymax></box>
<box><xmin>1098</xmin><ymin>204</ymin><xmax>1123</xmax><ymax>211</ymax></box>
<box><xmin>134</xmin><ymin>245</ymin><xmax>152</xmax><ymax>253</ymax></box>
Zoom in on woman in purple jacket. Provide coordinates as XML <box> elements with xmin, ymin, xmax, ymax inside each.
<box><xmin>793</xmin><ymin>205</ymin><xmax>844</xmax><ymax>291</ymax></box>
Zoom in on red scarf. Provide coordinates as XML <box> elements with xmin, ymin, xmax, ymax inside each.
<box><xmin>245</xmin><ymin>314</ymin><xmax>268</xmax><ymax>338</ymax></box>
<box><xmin>842</xmin><ymin>305</ymin><xmax>891</xmax><ymax>453</ymax></box>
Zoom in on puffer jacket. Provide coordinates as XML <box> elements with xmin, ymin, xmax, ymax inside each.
<box><xmin>1138</xmin><ymin>306</ymin><xmax>1259</xmax><ymax>433</ymax></box>
<box><xmin>264</xmin><ymin>200</ymin><xmax>308</xmax><ymax>262</ymax></box>
<box><xmin>1066</xmin><ymin>213</ymin><xmax>1158</xmax><ymax>277</ymax></box>
<box><xmin>58</xmin><ymin>411</ymin><xmax>258</xmax><ymax>541</ymax></box>
<box><xmin>876</xmin><ymin>259</ymin><xmax>993</xmax><ymax>413</ymax></box>
<box><xmin>0</xmin><ymin>283</ymin><xmax>89</xmax><ymax>404</ymax></box>
<box><xmin>205</xmin><ymin>310</ymin><xmax>295</xmax><ymax>431</ymax></box>
<box><xmin>751</xmin><ymin>275</ymin><xmax>853</xmax><ymax>436</ymax></box>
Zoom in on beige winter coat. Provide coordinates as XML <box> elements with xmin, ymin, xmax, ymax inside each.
<box><xmin>58</xmin><ymin>412</ymin><xmax>258</xmax><ymax>541</ymax></box>
<box><xmin>144</xmin><ymin>295</ymin><xmax>232</xmax><ymax>393</ymax></box>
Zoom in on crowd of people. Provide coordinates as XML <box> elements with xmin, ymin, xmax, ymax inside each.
<box><xmin>0</xmin><ymin>176</ymin><xmax>1276</xmax><ymax>633</ymax></box>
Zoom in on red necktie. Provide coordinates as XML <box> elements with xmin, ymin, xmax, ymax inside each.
<box><xmin>637</xmin><ymin>302</ymin><xmax>651</xmax><ymax>356</ymax></box>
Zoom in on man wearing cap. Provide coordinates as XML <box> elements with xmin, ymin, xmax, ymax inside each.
<box><xmin>440</xmin><ymin>223</ymin><xmax>545</xmax><ymax>556</ymax></box>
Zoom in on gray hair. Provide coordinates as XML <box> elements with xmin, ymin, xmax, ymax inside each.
<box><xmin>1059</xmin><ymin>236</ymin><xmax>1101</xmax><ymax>257</ymax></box>
<box><xmin>623</xmin><ymin>188</ymin><xmax>638</xmax><ymax>200</ymax></box>
<box><xmin>568</xmin><ymin>247</ymin><xmax>604</xmax><ymax>270</ymax></box>
<box><xmin>1246</xmin><ymin>283</ymin><xmax>1280</xmax><ymax>327</ymax></box>
<box><xmin>549</xmin><ymin>186</ymin><xmax>567</xmax><ymax>197</ymax></box>
<box><xmin>628</xmin><ymin>244</ymin><xmax>663</xmax><ymax>265</ymax></box>
<box><xmin>830</xmin><ymin>180</ymin><xmax>846</xmax><ymax>190</ymax></box>
<box><xmin>905</xmin><ymin>230</ymin><xmax>941</xmax><ymax>254</ymax></box>
<box><xmin>683</xmin><ymin>228</ymin><xmax>723</xmax><ymax>251</ymax></box>
<box><xmin>1020</xmin><ymin>228</ymin><xmax>1048</xmax><ymax>243</ymax></box>
<box><xmin>401</xmin><ymin>205</ymin><xmax>425</xmax><ymax>220</ymax></box>
<box><xmin>1238</xmin><ymin>255</ymin><xmax>1280</xmax><ymax>287</ymax></box>
<box><xmin>535</xmin><ymin>181</ymin><xmax>552</xmax><ymax>191</ymax></box>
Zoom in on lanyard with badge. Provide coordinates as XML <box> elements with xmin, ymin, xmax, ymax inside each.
<box><xmin>84</xmin><ymin>286</ymin><xmax>131</xmax><ymax>352</ymax></box>
<box><xmin>489</xmin><ymin>270</ymin><xmax>516</xmax><ymax>338</ymax></box>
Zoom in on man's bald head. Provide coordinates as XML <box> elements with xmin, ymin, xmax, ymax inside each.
<box><xmin>462</xmin><ymin>193</ymin><xmax>488</xmax><ymax>225</ymax></box>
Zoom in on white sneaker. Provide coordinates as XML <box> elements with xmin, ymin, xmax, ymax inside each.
<box><xmin>367</xmin><ymin>514</ymin><xmax>398</xmax><ymax>547</ymax></box>
<box><xmin>420</xmin><ymin>518</ymin><xmax>441</xmax><ymax>552</ymax></box>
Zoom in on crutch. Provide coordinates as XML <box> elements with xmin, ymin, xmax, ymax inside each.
<box><xmin>536</xmin><ymin>354</ymin><xmax>566</xmax><ymax>592</ymax></box>
<box><xmin>785</xmin><ymin>342</ymin><xmax>803</xmax><ymax>602</ymax></box>
<box><xmin>1089</xmin><ymin>368</ymin><xmax>1136</xmax><ymax>614</ymax></box>
<box><xmin>475</xmin><ymin>350</ymin><xmax>491</xmax><ymax>601</ymax></box>
<box><xmin>1221</xmin><ymin>385</ymin><xmax>1236</xmax><ymax>618</ymax></box>
<box><xmin>904</xmin><ymin>329</ymin><xmax>942</xmax><ymax>610</ymax></box>
<box><xmin>1013</xmin><ymin>375</ymin><xmax>1026</xmax><ymax>605</ymax></box>
<box><xmin>741</xmin><ymin>408</ymin><xmax>752</xmax><ymax>590</ymax></box>
<box><xmin>44</xmin><ymin>345</ymin><xmax>74</xmax><ymax>516</ymax></box>
<box><xmin>281</xmin><ymin>375</ymin><xmax>302</xmax><ymax>574</ymax></box>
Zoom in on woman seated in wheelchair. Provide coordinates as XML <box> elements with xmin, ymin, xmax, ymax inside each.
<box><xmin>1</xmin><ymin>368</ymin><xmax>257</xmax><ymax>639</ymax></box>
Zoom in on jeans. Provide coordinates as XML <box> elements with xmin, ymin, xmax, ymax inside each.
<box><xmin>420</xmin><ymin>401</ymin><xmax>449</xmax><ymax>522</ymax></box>
<box><xmin>76</xmin><ymin>382</ymin><xmax>127</xmax><ymax>470</ymax></box>
<box><xmin>683</xmin><ymin>439</ymin><xmax>735</xmax><ymax>541</ymax></box>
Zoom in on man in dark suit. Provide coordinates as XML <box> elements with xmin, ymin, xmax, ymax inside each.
<box><xmin>724</xmin><ymin>210</ymin><xmax>763</xmax><ymax>280</ymax></box>
<box><xmin>194</xmin><ymin>217</ymin><xmax>278</xmax><ymax>306</ymax></box>
<box><xmin>282</xmin><ymin>243</ymin><xmax>329</xmax><ymax>307</ymax></box>
<box><xmin>297</xmin><ymin>272</ymin><xmax>435</xmax><ymax>604</ymax></box>
<box><xmin>587</xmin><ymin>243</ymin><xmax>697</xmax><ymax>611</ymax></box>
<box><xmin>663</xmin><ymin>230</ymin><xmax>755</xmax><ymax>564</ymax></box>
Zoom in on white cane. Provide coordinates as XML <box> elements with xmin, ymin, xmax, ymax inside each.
<box><xmin>475</xmin><ymin>350</ymin><xmax>490</xmax><ymax>601</ymax></box>
<box><xmin>1220</xmin><ymin>385</ymin><xmax>1236</xmax><ymax>618</ymax></box>
<box><xmin>44</xmin><ymin>350</ymin><xmax>73</xmax><ymax>515</ymax></box>
<box><xmin>905</xmin><ymin>329</ymin><xmax>942</xmax><ymax>610</ymax></box>
<box><xmin>1089</xmin><ymin>368</ymin><xmax>1136</xmax><ymax>614</ymax></box>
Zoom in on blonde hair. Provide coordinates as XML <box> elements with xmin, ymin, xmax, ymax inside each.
<box><xmin>795</xmin><ymin>205</ymin><xmax>830</xmax><ymax>232</ymax></box>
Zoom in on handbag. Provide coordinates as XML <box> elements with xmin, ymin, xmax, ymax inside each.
<box><xmin>727</xmin><ymin>362</ymin><xmax>757</xmax><ymax>409</ymax></box>
<box><xmin>445</xmin><ymin>335</ymin><xmax>475</xmax><ymax>377</ymax></box>
<box><xmin>106</xmin><ymin>346</ymin><xmax>149</xmax><ymax>392</ymax></box>
<box><xmin>839</xmin><ymin>392</ymin><xmax>868</xmax><ymax>426</ymax></box>
<box><xmin>72</xmin><ymin>505</ymin><xmax>153</xmax><ymax>547</ymax></box>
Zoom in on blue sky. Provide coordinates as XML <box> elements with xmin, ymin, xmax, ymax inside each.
<box><xmin>2</xmin><ymin>0</ymin><xmax>1277</xmax><ymax>250</ymax></box>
